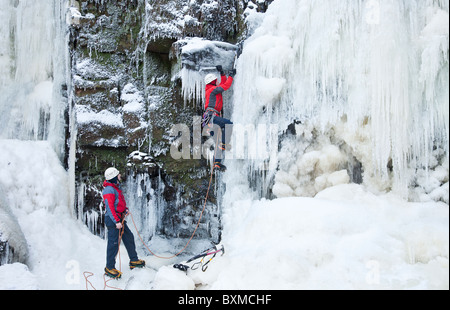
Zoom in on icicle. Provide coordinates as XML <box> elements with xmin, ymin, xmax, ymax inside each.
<box><xmin>0</xmin><ymin>0</ymin><xmax>68</xmax><ymax>161</ymax></box>
<box><xmin>181</xmin><ymin>67</ymin><xmax>206</xmax><ymax>106</ymax></box>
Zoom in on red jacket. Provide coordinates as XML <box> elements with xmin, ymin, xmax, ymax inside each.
<box><xmin>102</xmin><ymin>180</ymin><xmax>127</xmax><ymax>223</ymax></box>
<box><xmin>204</xmin><ymin>75</ymin><xmax>233</xmax><ymax>114</ymax></box>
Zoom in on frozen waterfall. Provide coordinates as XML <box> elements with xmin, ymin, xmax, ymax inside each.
<box><xmin>225</xmin><ymin>0</ymin><xmax>449</xmax><ymax>201</ymax></box>
<box><xmin>0</xmin><ymin>0</ymin><xmax>68</xmax><ymax>158</ymax></box>
<box><xmin>0</xmin><ymin>0</ymin><xmax>70</xmax><ymax>266</ymax></box>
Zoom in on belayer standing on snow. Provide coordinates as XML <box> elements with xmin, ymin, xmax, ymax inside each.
<box><xmin>202</xmin><ymin>65</ymin><xmax>235</xmax><ymax>172</ymax></box>
<box><xmin>102</xmin><ymin>167</ymin><xmax>145</xmax><ymax>279</ymax></box>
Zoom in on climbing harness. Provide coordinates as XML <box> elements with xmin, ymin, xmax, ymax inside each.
<box><xmin>202</xmin><ymin>111</ymin><xmax>214</xmax><ymax>134</ymax></box>
<box><xmin>202</xmin><ymin>107</ymin><xmax>220</xmax><ymax>135</ymax></box>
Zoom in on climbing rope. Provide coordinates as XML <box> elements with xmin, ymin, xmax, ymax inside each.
<box><xmin>84</xmin><ymin>215</ymin><xmax>127</xmax><ymax>290</ymax></box>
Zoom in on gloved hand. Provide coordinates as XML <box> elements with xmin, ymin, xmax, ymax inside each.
<box><xmin>229</xmin><ymin>68</ymin><xmax>236</xmax><ymax>77</ymax></box>
<box><xmin>216</xmin><ymin>65</ymin><xmax>224</xmax><ymax>75</ymax></box>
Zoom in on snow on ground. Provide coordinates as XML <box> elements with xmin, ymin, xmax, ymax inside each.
<box><xmin>157</xmin><ymin>188</ymin><xmax>448</xmax><ymax>290</ymax></box>
<box><xmin>211</xmin><ymin>190</ymin><xmax>448</xmax><ymax>290</ymax></box>
<box><xmin>0</xmin><ymin>140</ymin><xmax>448</xmax><ymax>290</ymax></box>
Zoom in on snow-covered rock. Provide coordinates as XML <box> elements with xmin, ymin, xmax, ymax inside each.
<box><xmin>0</xmin><ymin>193</ymin><xmax>28</xmax><ymax>266</ymax></box>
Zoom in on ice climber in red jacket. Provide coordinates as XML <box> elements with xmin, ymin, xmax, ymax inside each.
<box><xmin>202</xmin><ymin>65</ymin><xmax>235</xmax><ymax>172</ymax></box>
<box><xmin>102</xmin><ymin>167</ymin><xmax>145</xmax><ymax>279</ymax></box>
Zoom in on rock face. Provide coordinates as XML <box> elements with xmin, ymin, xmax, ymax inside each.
<box><xmin>68</xmin><ymin>0</ymin><xmax>273</xmax><ymax>242</ymax></box>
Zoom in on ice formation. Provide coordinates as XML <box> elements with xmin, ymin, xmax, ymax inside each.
<box><xmin>0</xmin><ymin>0</ymin><xmax>68</xmax><ymax>158</ymax></box>
<box><xmin>0</xmin><ymin>0</ymin><xmax>448</xmax><ymax>290</ymax></box>
<box><xmin>0</xmin><ymin>192</ymin><xmax>28</xmax><ymax>265</ymax></box>
<box><xmin>0</xmin><ymin>0</ymin><xmax>70</xmax><ymax>266</ymax></box>
<box><xmin>227</xmin><ymin>0</ymin><xmax>449</xmax><ymax>201</ymax></box>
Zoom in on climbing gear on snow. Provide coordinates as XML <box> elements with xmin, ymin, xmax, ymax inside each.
<box><xmin>173</xmin><ymin>264</ymin><xmax>189</xmax><ymax>272</ymax></box>
<box><xmin>186</xmin><ymin>245</ymin><xmax>224</xmax><ymax>264</ymax></box>
<box><xmin>129</xmin><ymin>259</ymin><xmax>146</xmax><ymax>270</ymax></box>
<box><xmin>190</xmin><ymin>245</ymin><xmax>224</xmax><ymax>272</ymax></box>
<box><xmin>173</xmin><ymin>245</ymin><xmax>225</xmax><ymax>273</ymax></box>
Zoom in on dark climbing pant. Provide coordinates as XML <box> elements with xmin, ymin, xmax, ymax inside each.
<box><xmin>210</xmin><ymin>116</ymin><xmax>233</xmax><ymax>164</ymax></box>
<box><xmin>106</xmin><ymin>220</ymin><xmax>138</xmax><ymax>270</ymax></box>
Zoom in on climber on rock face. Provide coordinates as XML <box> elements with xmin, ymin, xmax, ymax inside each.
<box><xmin>202</xmin><ymin>65</ymin><xmax>236</xmax><ymax>172</ymax></box>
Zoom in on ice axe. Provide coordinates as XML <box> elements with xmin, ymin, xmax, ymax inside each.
<box><xmin>199</xmin><ymin>67</ymin><xmax>218</xmax><ymax>72</ymax></box>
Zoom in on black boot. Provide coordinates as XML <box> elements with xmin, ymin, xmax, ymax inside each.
<box><xmin>214</xmin><ymin>162</ymin><xmax>227</xmax><ymax>172</ymax></box>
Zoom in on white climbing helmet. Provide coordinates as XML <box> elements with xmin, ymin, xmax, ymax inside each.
<box><xmin>204</xmin><ymin>73</ymin><xmax>217</xmax><ymax>85</ymax></box>
<box><xmin>104</xmin><ymin>167</ymin><xmax>120</xmax><ymax>180</ymax></box>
